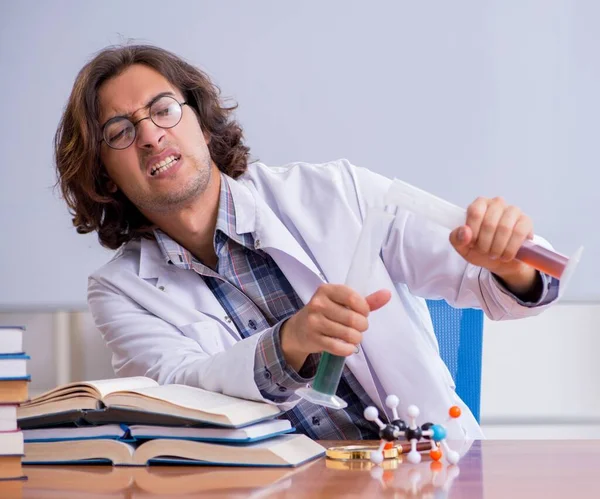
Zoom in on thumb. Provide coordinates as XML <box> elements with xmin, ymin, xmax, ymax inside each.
<box><xmin>365</xmin><ymin>289</ymin><xmax>392</xmax><ymax>312</ymax></box>
<box><xmin>449</xmin><ymin>225</ymin><xmax>472</xmax><ymax>257</ymax></box>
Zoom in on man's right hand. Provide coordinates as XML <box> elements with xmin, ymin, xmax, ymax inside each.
<box><xmin>279</xmin><ymin>284</ymin><xmax>391</xmax><ymax>372</ymax></box>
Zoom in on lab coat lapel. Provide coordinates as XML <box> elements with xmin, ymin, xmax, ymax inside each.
<box><xmin>233</xmin><ymin>179</ymin><xmax>386</xmax><ymax>412</ymax></box>
<box><xmin>138</xmin><ymin>238</ymin><xmax>239</xmax><ymax>337</ymax></box>
<box><xmin>227</xmin><ymin>176</ymin><xmax>325</xmax><ymax>304</ymax></box>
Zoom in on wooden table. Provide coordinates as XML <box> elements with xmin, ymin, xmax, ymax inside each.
<box><xmin>3</xmin><ymin>440</ymin><xmax>599</xmax><ymax>498</ymax></box>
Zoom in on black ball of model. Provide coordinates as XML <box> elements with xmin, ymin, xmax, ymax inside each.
<box><xmin>392</xmin><ymin>419</ymin><xmax>407</xmax><ymax>432</ymax></box>
<box><xmin>404</xmin><ymin>426</ymin><xmax>422</xmax><ymax>442</ymax></box>
<box><xmin>379</xmin><ymin>424</ymin><xmax>397</xmax><ymax>442</ymax></box>
<box><xmin>421</xmin><ymin>422</ymin><xmax>434</xmax><ymax>439</ymax></box>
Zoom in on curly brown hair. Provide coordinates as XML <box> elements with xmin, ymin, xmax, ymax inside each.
<box><xmin>55</xmin><ymin>44</ymin><xmax>250</xmax><ymax>250</ymax></box>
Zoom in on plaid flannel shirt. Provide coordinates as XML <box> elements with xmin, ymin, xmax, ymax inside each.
<box><xmin>154</xmin><ymin>174</ymin><xmax>379</xmax><ymax>440</ymax></box>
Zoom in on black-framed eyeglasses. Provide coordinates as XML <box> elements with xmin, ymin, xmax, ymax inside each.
<box><xmin>101</xmin><ymin>95</ymin><xmax>188</xmax><ymax>150</ymax></box>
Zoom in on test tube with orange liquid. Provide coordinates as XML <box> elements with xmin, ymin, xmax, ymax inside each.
<box><xmin>385</xmin><ymin>179</ymin><xmax>583</xmax><ymax>288</ymax></box>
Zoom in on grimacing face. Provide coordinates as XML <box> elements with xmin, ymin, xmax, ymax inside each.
<box><xmin>98</xmin><ymin>64</ymin><xmax>212</xmax><ymax>214</ymax></box>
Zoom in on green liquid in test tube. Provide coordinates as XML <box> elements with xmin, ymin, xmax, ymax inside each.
<box><xmin>296</xmin><ymin>207</ymin><xmax>394</xmax><ymax>409</ymax></box>
<box><xmin>311</xmin><ymin>353</ymin><xmax>346</xmax><ymax>395</ymax></box>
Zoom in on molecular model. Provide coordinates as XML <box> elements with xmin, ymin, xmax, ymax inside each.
<box><xmin>364</xmin><ymin>394</ymin><xmax>462</xmax><ymax>466</ymax></box>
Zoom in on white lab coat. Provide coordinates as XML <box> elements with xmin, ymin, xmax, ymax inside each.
<box><xmin>88</xmin><ymin>159</ymin><xmax>555</xmax><ymax>440</ymax></box>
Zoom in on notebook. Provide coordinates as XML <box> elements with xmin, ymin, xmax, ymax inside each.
<box><xmin>24</xmin><ymin>419</ymin><xmax>294</xmax><ymax>444</ymax></box>
<box><xmin>23</xmin><ymin>433</ymin><xmax>325</xmax><ymax>467</ymax></box>
<box><xmin>18</xmin><ymin>376</ymin><xmax>282</xmax><ymax>428</ymax></box>
<box><xmin>0</xmin><ymin>327</ymin><xmax>24</xmax><ymax>355</ymax></box>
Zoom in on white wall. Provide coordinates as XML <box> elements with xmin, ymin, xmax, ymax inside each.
<box><xmin>0</xmin><ymin>0</ymin><xmax>598</xmax><ymax>306</ymax></box>
<box><xmin>481</xmin><ymin>303</ymin><xmax>600</xmax><ymax>438</ymax></box>
<box><xmin>1</xmin><ymin>302</ymin><xmax>599</xmax><ymax>438</ymax></box>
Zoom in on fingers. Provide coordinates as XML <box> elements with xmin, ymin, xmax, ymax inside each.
<box><xmin>467</xmin><ymin>197</ymin><xmax>504</xmax><ymax>254</ymax></box>
<box><xmin>462</xmin><ymin>196</ymin><xmax>533</xmax><ymax>262</ymax></box>
<box><xmin>318</xmin><ymin>284</ymin><xmax>370</xmax><ymax>316</ymax></box>
<box><xmin>320</xmin><ymin>299</ymin><xmax>369</xmax><ymax>332</ymax></box>
<box><xmin>489</xmin><ymin>205</ymin><xmax>520</xmax><ymax>259</ymax></box>
<box><xmin>316</xmin><ymin>316</ymin><xmax>363</xmax><ymax>346</ymax></box>
<box><xmin>304</xmin><ymin>308</ymin><xmax>363</xmax><ymax>357</ymax></box>
<box><xmin>319</xmin><ymin>334</ymin><xmax>360</xmax><ymax>357</ymax></box>
<box><xmin>296</xmin><ymin>285</ymin><xmax>392</xmax><ymax>357</ymax></box>
<box><xmin>465</xmin><ymin>197</ymin><xmax>489</xmax><ymax>249</ymax></box>
<box><xmin>500</xmin><ymin>215</ymin><xmax>533</xmax><ymax>262</ymax></box>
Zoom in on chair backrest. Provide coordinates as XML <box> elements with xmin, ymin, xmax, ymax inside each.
<box><xmin>426</xmin><ymin>299</ymin><xmax>484</xmax><ymax>422</ymax></box>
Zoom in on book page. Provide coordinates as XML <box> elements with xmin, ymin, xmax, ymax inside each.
<box><xmin>111</xmin><ymin>384</ymin><xmax>279</xmax><ymax>417</ymax></box>
<box><xmin>129</xmin><ymin>419</ymin><xmax>292</xmax><ymax>441</ymax></box>
<box><xmin>24</xmin><ymin>439</ymin><xmax>136</xmax><ymax>465</ymax></box>
<box><xmin>24</xmin><ymin>424</ymin><xmax>125</xmax><ymax>442</ymax></box>
<box><xmin>92</xmin><ymin>377</ymin><xmax>158</xmax><ymax>399</ymax></box>
<box><xmin>24</xmin><ymin>377</ymin><xmax>158</xmax><ymax>405</ymax></box>
<box><xmin>133</xmin><ymin>434</ymin><xmax>325</xmax><ymax>466</ymax></box>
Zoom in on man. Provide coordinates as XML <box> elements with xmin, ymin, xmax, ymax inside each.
<box><xmin>55</xmin><ymin>45</ymin><xmax>558</xmax><ymax>440</ymax></box>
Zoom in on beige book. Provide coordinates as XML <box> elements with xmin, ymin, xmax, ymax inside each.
<box><xmin>18</xmin><ymin>377</ymin><xmax>282</xmax><ymax>428</ymax></box>
<box><xmin>23</xmin><ymin>433</ymin><xmax>325</xmax><ymax>467</ymax></box>
<box><xmin>0</xmin><ymin>379</ymin><xmax>29</xmax><ymax>404</ymax></box>
<box><xmin>0</xmin><ymin>455</ymin><xmax>24</xmax><ymax>480</ymax></box>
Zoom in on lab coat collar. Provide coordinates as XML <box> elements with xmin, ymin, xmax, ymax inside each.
<box><xmin>139</xmin><ymin>236</ymin><xmax>166</xmax><ymax>279</ymax></box>
<box><xmin>223</xmin><ymin>174</ymin><xmax>257</xmax><ymax>236</ymax></box>
<box><xmin>226</xmin><ymin>174</ymin><xmax>324</xmax><ymax>279</ymax></box>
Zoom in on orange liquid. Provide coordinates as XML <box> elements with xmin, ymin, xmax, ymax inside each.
<box><xmin>515</xmin><ymin>242</ymin><xmax>568</xmax><ymax>279</ymax></box>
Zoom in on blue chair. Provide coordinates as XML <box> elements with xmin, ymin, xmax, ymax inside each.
<box><xmin>426</xmin><ymin>299</ymin><xmax>484</xmax><ymax>423</ymax></box>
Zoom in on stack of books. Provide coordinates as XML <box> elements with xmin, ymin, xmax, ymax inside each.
<box><xmin>0</xmin><ymin>326</ymin><xmax>29</xmax><ymax>487</ymax></box>
<box><xmin>17</xmin><ymin>376</ymin><xmax>325</xmax><ymax>467</ymax></box>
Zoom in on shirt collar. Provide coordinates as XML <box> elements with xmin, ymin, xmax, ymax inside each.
<box><xmin>153</xmin><ymin>173</ymin><xmax>254</xmax><ymax>267</ymax></box>
<box><xmin>215</xmin><ymin>173</ymin><xmax>254</xmax><ymax>250</ymax></box>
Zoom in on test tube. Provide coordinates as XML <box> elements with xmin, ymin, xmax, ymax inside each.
<box><xmin>386</xmin><ymin>179</ymin><xmax>583</xmax><ymax>284</ymax></box>
<box><xmin>515</xmin><ymin>240</ymin><xmax>567</xmax><ymax>280</ymax></box>
<box><xmin>296</xmin><ymin>207</ymin><xmax>395</xmax><ymax>409</ymax></box>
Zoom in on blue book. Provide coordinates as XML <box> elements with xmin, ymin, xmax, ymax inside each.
<box><xmin>0</xmin><ymin>354</ymin><xmax>30</xmax><ymax>381</ymax></box>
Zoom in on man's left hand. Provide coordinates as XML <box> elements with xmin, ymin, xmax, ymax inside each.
<box><xmin>449</xmin><ymin>196</ymin><xmax>539</xmax><ymax>296</ymax></box>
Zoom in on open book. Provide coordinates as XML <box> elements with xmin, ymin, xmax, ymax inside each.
<box><xmin>23</xmin><ymin>433</ymin><xmax>325</xmax><ymax>467</ymax></box>
<box><xmin>18</xmin><ymin>377</ymin><xmax>282</xmax><ymax>429</ymax></box>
